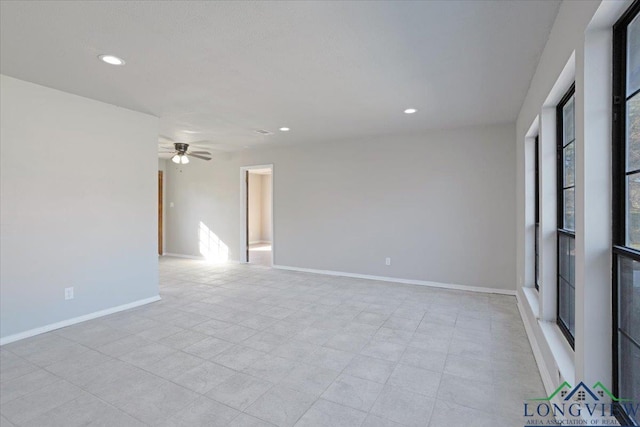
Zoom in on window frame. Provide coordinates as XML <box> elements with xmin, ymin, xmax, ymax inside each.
<box><xmin>557</xmin><ymin>83</ymin><xmax>576</xmax><ymax>349</ymax></box>
<box><xmin>613</xmin><ymin>1</ymin><xmax>640</xmax><ymax>426</ymax></box>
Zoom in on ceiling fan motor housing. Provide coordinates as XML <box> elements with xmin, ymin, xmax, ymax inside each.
<box><xmin>175</xmin><ymin>142</ymin><xmax>189</xmax><ymax>154</ymax></box>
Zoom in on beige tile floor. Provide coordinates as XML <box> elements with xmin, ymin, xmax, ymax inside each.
<box><xmin>0</xmin><ymin>257</ymin><xmax>546</xmax><ymax>426</ymax></box>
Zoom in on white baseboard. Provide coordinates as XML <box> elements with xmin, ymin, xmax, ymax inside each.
<box><xmin>272</xmin><ymin>264</ymin><xmax>516</xmax><ymax>296</ymax></box>
<box><xmin>162</xmin><ymin>252</ymin><xmax>205</xmax><ymax>260</ymax></box>
<box><xmin>0</xmin><ymin>295</ymin><xmax>162</xmax><ymax>346</ymax></box>
<box><xmin>516</xmin><ymin>292</ymin><xmax>555</xmax><ymax>396</ymax></box>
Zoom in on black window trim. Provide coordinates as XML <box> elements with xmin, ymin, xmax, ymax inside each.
<box><xmin>612</xmin><ymin>1</ymin><xmax>640</xmax><ymax>425</ymax></box>
<box><xmin>557</xmin><ymin>83</ymin><xmax>576</xmax><ymax>349</ymax></box>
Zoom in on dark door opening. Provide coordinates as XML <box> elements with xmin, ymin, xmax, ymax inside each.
<box><xmin>245</xmin><ymin>167</ymin><xmax>273</xmax><ymax>266</ymax></box>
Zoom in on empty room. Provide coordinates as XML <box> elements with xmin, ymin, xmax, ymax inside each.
<box><xmin>1</xmin><ymin>1</ymin><xmax>638</xmax><ymax>426</ymax></box>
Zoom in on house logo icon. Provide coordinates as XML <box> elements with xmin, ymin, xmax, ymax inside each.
<box><xmin>563</xmin><ymin>382</ymin><xmax>601</xmax><ymax>402</ymax></box>
<box><xmin>529</xmin><ymin>381</ymin><xmax>632</xmax><ymax>403</ymax></box>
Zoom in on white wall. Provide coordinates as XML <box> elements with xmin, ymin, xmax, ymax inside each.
<box><xmin>261</xmin><ymin>174</ymin><xmax>272</xmax><ymax>242</ymax></box>
<box><xmin>165</xmin><ymin>124</ymin><xmax>516</xmax><ymax>291</ymax></box>
<box><xmin>0</xmin><ymin>75</ymin><xmax>160</xmax><ymax>341</ymax></box>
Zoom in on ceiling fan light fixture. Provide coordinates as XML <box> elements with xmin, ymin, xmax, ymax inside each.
<box><xmin>163</xmin><ymin>140</ymin><xmax>210</xmax><ymax>163</ymax></box>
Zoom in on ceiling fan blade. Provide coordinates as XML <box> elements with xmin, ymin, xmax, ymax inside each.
<box><xmin>189</xmin><ymin>150</ymin><xmax>211</xmax><ymax>155</ymax></box>
<box><xmin>189</xmin><ymin>153</ymin><xmax>212</xmax><ymax>161</ymax></box>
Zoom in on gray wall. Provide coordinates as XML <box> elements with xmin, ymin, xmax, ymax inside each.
<box><xmin>165</xmin><ymin>124</ymin><xmax>516</xmax><ymax>291</ymax></box>
<box><xmin>0</xmin><ymin>75</ymin><xmax>160</xmax><ymax>340</ymax></box>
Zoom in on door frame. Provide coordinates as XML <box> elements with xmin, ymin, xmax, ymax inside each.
<box><xmin>158</xmin><ymin>170</ymin><xmax>164</xmax><ymax>255</ymax></box>
<box><xmin>239</xmin><ymin>164</ymin><xmax>274</xmax><ymax>264</ymax></box>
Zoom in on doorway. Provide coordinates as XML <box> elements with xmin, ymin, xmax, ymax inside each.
<box><xmin>158</xmin><ymin>170</ymin><xmax>163</xmax><ymax>255</ymax></box>
<box><xmin>240</xmin><ymin>165</ymin><xmax>273</xmax><ymax>266</ymax></box>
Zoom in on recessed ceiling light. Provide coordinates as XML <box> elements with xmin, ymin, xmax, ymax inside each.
<box><xmin>404</xmin><ymin>108</ymin><xmax>417</xmax><ymax>114</ymax></box>
<box><xmin>279</xmin><ymin>127</ymin><xmax>290</xmax><ymax>132</ymax></box>
<box><xmin>98</xmin><ymin>54</ymin><xmax>125</xmax><ymax>66</ymax></box>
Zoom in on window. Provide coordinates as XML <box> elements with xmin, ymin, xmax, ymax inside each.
<box><xmin>557</xmin><ymin>84</ymin><xmax>576</xmax><ymax>347</ymax></box>
<box><xmin>535</xmin><ymin>135</ymin><xmax>540</xmax><ymax>291</ymax></box>
<box><xmin>613</xmin><ymin>2</ymin><xmax>640</xmax><ymax>426</ymax></box>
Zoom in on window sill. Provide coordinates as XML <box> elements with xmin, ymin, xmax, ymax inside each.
<box><xmin>539</xmin><ymin>320</ymin><xmax>575</xmax><ymax>385</ymax></box>
<box><xmin>522</xmin><ymin>287</ymin><xmax>540</xmax><ymax>317</ymax></box>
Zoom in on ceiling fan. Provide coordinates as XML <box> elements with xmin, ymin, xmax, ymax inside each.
<box><xmin>158</xmin><ymin>138</ymin><xmax>212</xmax><ymax>164</ymax></box>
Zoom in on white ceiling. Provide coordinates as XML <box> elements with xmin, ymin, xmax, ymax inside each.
<box><xmin>0</xmin><ymin>0</ymin><xmax>560</xmax><ymax>151</ymax></box>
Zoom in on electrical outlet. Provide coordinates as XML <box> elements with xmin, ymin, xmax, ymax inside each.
<box><xmin>65</xmin><ymin>287</ymin><xmax>74</xmax><ymax>300</ymax></box>
<box><xmin>385</xmin><ymin>257</ymin><xmax>391</xmax><ymax>266</ymax></box>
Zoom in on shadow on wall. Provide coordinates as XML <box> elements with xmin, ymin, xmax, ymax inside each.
<box><xmin>199</xmin><ymin>221</ymin><xmax>229</xmax><ymax>262</ymax></box>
